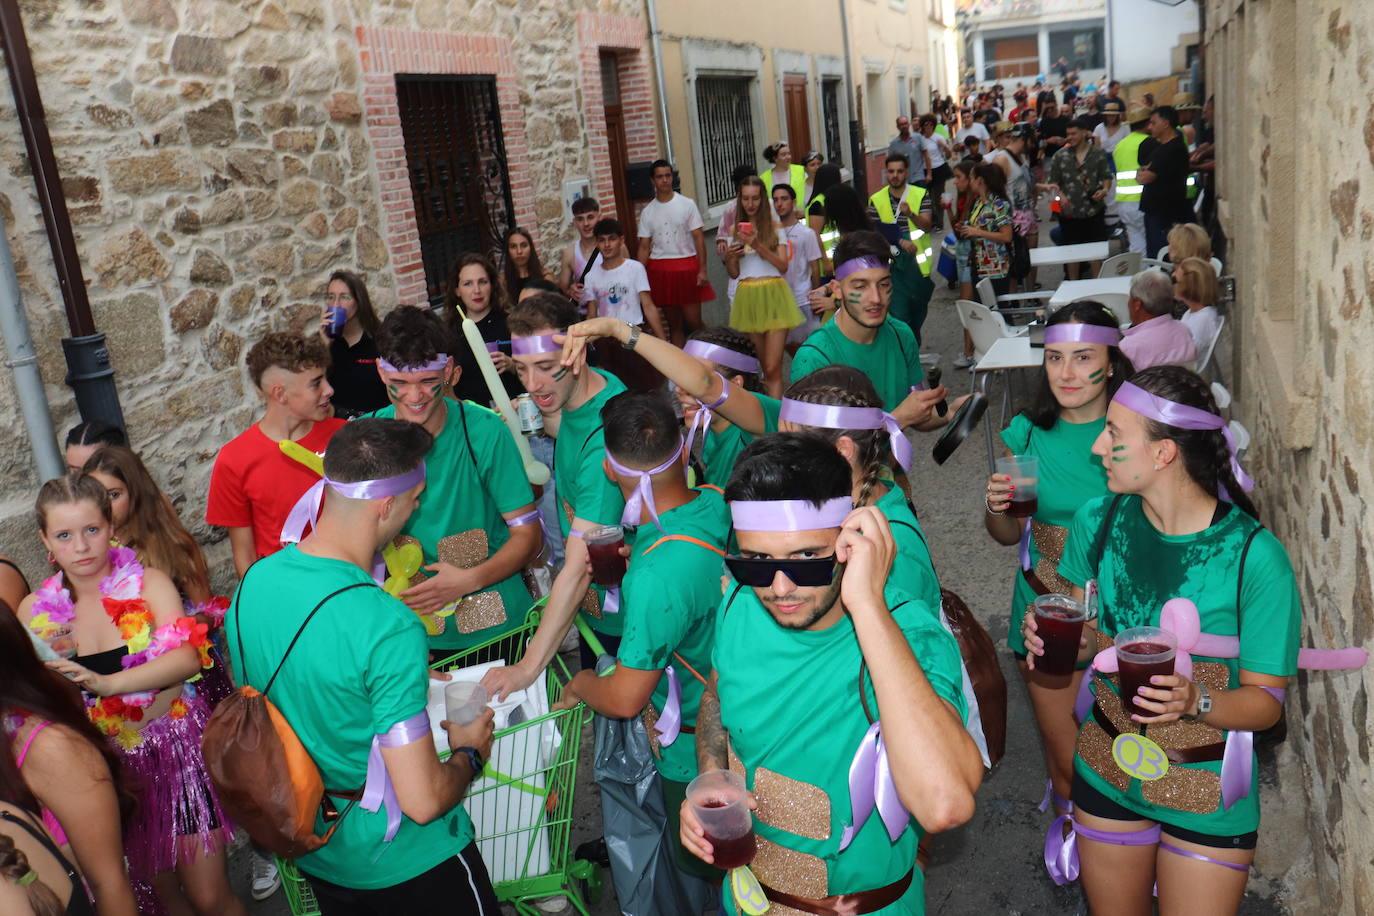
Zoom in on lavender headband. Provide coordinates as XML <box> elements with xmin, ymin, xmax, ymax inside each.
<box><xmin>280</xmin><ymin>463</ymin><xmax>427</xmax><ymax>544</ymax></box>
<box><xmin>1043</xmin><ymin>323</ymin><xmax>1121</xmax><ymax>347</ymax></box>
<box><xmin>730</xmin><ymin>497</ymin><xmax>852</xmax><ymax>532</ymax></box>
<box><xmin>684</xmin><ymin>340</ymin><xmax>761</xmax><ymax>375</ymax></box>
<box><xmin>1112</xmin><ymin>381</ymin><xmax>1254</xmax><ymax>497</ymax></box>
<box><xmin>377</xmin><ymin>355</ymin><xmax>450</xmax><ymax>374</ymax></box>
<box><xmin>779</xmin><ymin>398</ymin><xmax>913</xmax><ymax>472</ymax></box>
<box><xmin>607</xmin><ymin>439</ymin><xmax>686</xmax><ymax>533</ymax></box>
<box><xmin>834</xmin><ymin>255</ymin><xmax>888</xmax><ymax>282</ymax></box>
<box><xmin>511</xmin><ymin>333</ymin><xmax>563</xmax><ymax>355</ymax></box>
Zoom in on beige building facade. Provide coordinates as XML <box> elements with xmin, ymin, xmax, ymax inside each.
<box><xmin>1206</xmin><ymin>0</ymin><xmax>1373</xmax><ymax>909</ymax></box>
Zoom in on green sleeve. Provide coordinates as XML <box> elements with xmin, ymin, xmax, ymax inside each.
<box><xmin>789</xmin><ymin>341</ymin><xmax>826</xmax><ymax>383</ymax></box>
<box><xmin>1057</xmin><ymin>496</ymin><xmax>1113</xmax><ymax>588</ymax></box>
<box><xmin>898</xmin><ymin>606</ymin><xmax>968</xmax><ymax>723</ymax></box>
<box><xmin>471</xmin><ymin>407</ymin><xmax>535</xmax><ymax>514</ymax></box>
<box><xmin>569</xmin><ymin>437</ymin><xmax>625</xmax><ymax>527</ymax></box>
<box><xmin>891</xmin><ymin>319</ymin><xmax>925</xmax><ymax>387</ymax></box>
<box><xmin>998</xmin><ymin>413</ymin><xmax>1033</xmax><ymax>455</ymax></box>
<box><xmin>755</xmin><ymin>393</ymin><xmax>782</xmax><ymax>433</ymax></box>
<box><xmin>1236</xmin><ymin>530</ymin><xmax>1302</xmax><ymax>677</ymax></box>
<box><xmin>364</xmin><ymin>601</ymin><xmax>432</xmax><ymax>734</ymax></box>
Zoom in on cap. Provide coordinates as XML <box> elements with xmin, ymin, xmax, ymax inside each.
<box><xmin>991</xmin><ymin>120</ymin><xmax>1014</xmax><ymax>136</ymax></box>
<box><xmin>1172</xmin><ymin>92</ymin><xmax>1201</xmax><ymax>110</ymax></box>
<box><xmin>1126</xmin><ymin>105</ymin><xmax>1152</xmax><ymax>125</ymax></box>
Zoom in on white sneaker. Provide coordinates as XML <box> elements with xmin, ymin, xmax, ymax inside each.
<box><xmin>953</xmin><ymin>355</ymin><xmax>974</xmax><ymax>369</ymax></box>
<box><xmin>250</xmin><ymin>852</ymin><xmax>281</xmax><ymax>901</ymax></box>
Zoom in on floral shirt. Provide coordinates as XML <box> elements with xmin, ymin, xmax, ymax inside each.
<box><xmin>970</xmin><ymin>195</ymin><xmax>1013</xmax><ymax>280</ymax></box>
<box><xmin>1047</xmin><ymin>143</ymin><xmax>1115</xmax><ymax>219</ymax></box>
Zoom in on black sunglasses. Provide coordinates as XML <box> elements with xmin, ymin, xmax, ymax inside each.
<box><xmin>724</xmin><ymin>555</ymin><xmax>838</xmax><ymax>587</ymax></box>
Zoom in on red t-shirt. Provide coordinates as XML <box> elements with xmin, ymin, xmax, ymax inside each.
<box><xmin>205</xmin><ymin>418</ymin><xmax>346</xmax><ymax>559</ymax></box>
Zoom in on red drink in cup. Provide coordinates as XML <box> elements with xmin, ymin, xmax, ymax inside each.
<box><xmin>688</xmin><ymin>769</ymin><xmax>756</xmax><ymax>869</ymax></box>
<box><xmin>584</xmin><ymin>525</ymin><xmax>627</xmax><ymax>587</ymax></box>
<box><xmin>1114</xmin><ymin>627</ymin><xmax>1178</xmax><ymax>710</ymax></box>
<box><xmin>1032</xmin><ymin>594</ymin><xmax>1086</xmax><ymax>678</ymax></box>
<box><xmin>994</xmin><ymin>454</ymin><xmax>1039</xmax><ymax>518</ymax></box>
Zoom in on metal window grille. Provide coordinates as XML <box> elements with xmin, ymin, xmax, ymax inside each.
<box><xmin>396</xmin><ymin>75</ymin><xmax>515</xmax><ymax>308</ymax></box>
<box><xmin>822</xmin><ymin>78</ymin><xmax>844</xmax><ymax>165</ymax></box>
<box><xmin>695</xmin><ymin>76</ymin><xmax>756</xmax><ymax>206</ymax></box>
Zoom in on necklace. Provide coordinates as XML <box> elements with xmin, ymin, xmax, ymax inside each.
<box><xmin>29</xmin><ymin>546</ymin><xmax>211</xmax><ymax>750</ymax></box>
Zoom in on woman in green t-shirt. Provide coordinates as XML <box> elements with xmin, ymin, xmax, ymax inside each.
<box><xmin>984</xmin><ymin>302</ymin><xmax>1134</xmax><ymax>819</ymax></box>
<box><xmin>1023</xmin><ymin>366</ymin><xmax>1294</xmax><ymax>916</ymax></box>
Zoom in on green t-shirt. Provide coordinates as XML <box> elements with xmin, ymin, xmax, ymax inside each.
<box><xmin>874</xmin><ymin>482</ymin><xmax>942</xmax><ymax>620</ymax></box>
<box><xmin>700</xmin><ymin>391</ymin><xmax>781</xmax><ymax>488</ymax></box>
<box><xmin>999</xmin><ymin>413</ymin><xmax>1109</xmax><ymax>653</ymax></box>
<box><xmin>616</xmin><ymin>488</ymin><xmax>731</xmax><ymax>782</ymax></box>
<box><xmin>790</xmin><ymin>317</ymin><xmax>924</xmax><ymax>412</ymax></box>
<box><xmin>553</xmin><ymin>369</ymin><xmax>628</xmax><ymax>637</ymax></box>
<box><xmin>367</xmin><ymin>399</ymin><xmax>536</xmax><ymax>650</ymax></box>
<box><xmin>713</xmin><ymin>583</ymin><xmax>966</xmax><ymax>913</ymax></box>
<box><xmin>1058</xmin><ymin>494</ymin><xmax>1301</xmax><ymax>835</ymax></box>
<box><xmin>227</xmin><ymin>546</ymin><xmax>472</xmax><ymax>888</ymax></box>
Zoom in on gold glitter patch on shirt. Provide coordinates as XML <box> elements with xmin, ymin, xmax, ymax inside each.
<box><xmin>437</xmin><ymin>530</ymin><xmax>509</xmax><ymax>635</ymax></box>
<box><xmin>580</xmin><ymin>587</ymin><xmax>602</xmax><ymax>618</ymax></box>
<box><xmin>728</xmin><ymin>743</ymin><xmax>744</xmax><ymax>780</ymax></box>
<box><xmin>1077</xmin><ymin>718</ymin><xmax>1131</xmax><ymax>792</ymax></box>
<box><xmin>753</xmin><ymin>766</ymin><xmax>831</xmax><ymax>841</ymax></box>
<box><xmin>1141</xmin><ymin>763</ymin><xmax>1220</xmax><ymax>814</ymax></box>
<box><xmin>642</xmin><ymin>706</ymin><xmax>662</xmax><ymax>759</ymax></box>
<box><xmin>752</xmin><ymin>834</ymin><xmax>829</xmax><ymax>899</ymax></box>
<box><xmin>1030</xmin><ymin>521</ymin><xmax>1074</xmax><ymax>593</ymax></box>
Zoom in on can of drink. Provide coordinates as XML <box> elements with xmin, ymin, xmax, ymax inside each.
<box><xmin>324</xmin><ymin>305</ymin><xmax>347</xmax><ymax>338</ymax></box>
<box><xmin>514</xmin><ymin>393</ymin><xmax>544</xmax><ymax>435</ymax></box>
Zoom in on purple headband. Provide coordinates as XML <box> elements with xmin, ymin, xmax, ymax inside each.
<box><xmin>834</xmin><ymin>255</ymin><xmax>888</xmax><ymax>282</ymax></box>
<box><xmin>511</xmin><ymin>333</ymin><xmax>562</xmax><ymax>355</ymax></box>
<box><xmin>1043</xmin><ymin>323</ymin><xmax>1121</xmax><ymax>347</ymax></box>
<box><xmin>730</xmin><ymin>497</ymin><xmax>852</xmax><ymax>532</ymax></box>
<box><xmin>377</xmin><ymin>355</ymin><xmax>450</xmax><ymax>374</ymax></box>
<box><xmin>683</xmin><ymin>340</ymin><xmax>761</xmax><ymax>375</ymax></box>
<box><xmin>779</xmin><ymin>398</ymin><xmax>912</xmax><ymax>472</ymax></box>
<box><xmin>683</xmin><ymin>373</ymin><xmax>731</xmax><ymax>458</ymax></box>
<box><xmin>280</xmin><ymin>462</ymin><xmax>427</xmax><ymax>544</ymax></box>
<box><xmin>607</xmin><ymin>439</ymin><xmax>686</xmax><ymax>532</ymax></box>
<box><xmin>1112</xmin><ymin>381</ymin><xmax>1254</xmax><ymax>497</ymax></box>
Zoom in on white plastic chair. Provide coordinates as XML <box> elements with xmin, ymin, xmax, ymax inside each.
<box><xmin>956</xmin><ymin>298</ymin><xmax>1026</xmax><ymax>365</ymax></box>
<box><xmin>1227</xmin><ymin>419</ymin><xmax>1250</xmax><ymax>457</ymax></box>
<box><xmin>975</xmin><ymin>277</ymin><xmax>1050</xmax><ymax>322</ymax></box>
<box><xmin>1071</xmin><ymin>293</ymin><xmax>1132</xmax><ymax>328</ymax></box>
<box><xmin>1097</xmin><ymin>252</ymin><xmax>1141</xmax><ymax>278</ymax></box>
<box><xmin>1194</xmin><ymin>314</ymin><xmax>1226</xmax><ymax>377</ymax></box>
<box><xmin>1210</xmin><ymin>381</ymin><xmax>1232</xmax><ymax>410</ymax></box>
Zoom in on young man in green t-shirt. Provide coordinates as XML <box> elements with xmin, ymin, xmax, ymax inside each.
<box><xmin>367</xmin><ymin>306</ymin><xmax>540</xmax><ymax>654</ymax></box>
<box><xmin>485</xmin><ymin>293</ymin><xmax>628</xmax><ymax>698</ymax></box>
<box><xmin>555</xmin><ymin>390</ymin><xmax>732</xmax><ymax>896</ymax></box>
<box><xmin>790</xmin><ymin>231</ymin><xmax>957</xmax><ymax>426</ymax></box>
<box><xmin>228</xmin><ymin>418</ymin><xmax>498</xmax><ymax>908</ymax></box>
<box><xmin>681</xmin><ymin>433</ymin><xmax>982</xmax><ymax>914</ymax></box>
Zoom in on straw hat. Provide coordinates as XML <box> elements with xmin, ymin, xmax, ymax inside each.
<box><xmin>991</xmin><ymin>120</ymin><xmax>1014</xmax><ymax>136</ymax></box>
<box><xmin>1126</xmin><ymin>105</ymin><xmax>1152</xmax><ymax>125</ymax></box>
<box><xmin>1172</xmin><ymin>92</ymin><xmax>1201</xmax><ymax>110</ymax></box>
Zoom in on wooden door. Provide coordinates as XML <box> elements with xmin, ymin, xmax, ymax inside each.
<box><xmin>783</xmin><ymin>76</ymin><xmax>811</xmax><ymax>159</ymax></box>
<box><xmin>600</xmin><ymin>53</ymin><xmax>636</xmax><ymax>243</ymax></box>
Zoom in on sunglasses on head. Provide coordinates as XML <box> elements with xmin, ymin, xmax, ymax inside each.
<box><xmin>724</xmin><ymin>555</ymin><xmax>838</xmax><ymax>587</ymax></box>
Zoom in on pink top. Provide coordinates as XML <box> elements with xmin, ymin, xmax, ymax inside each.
<box><xmin>12</xmin><ymin>717</ymin><xmax>69</xmax><ymax>846</ymax></box>
<box><xmin>1120</xmin><ymin>314</ymin><xmax>1198</xmax><ymax>371</ymax></box>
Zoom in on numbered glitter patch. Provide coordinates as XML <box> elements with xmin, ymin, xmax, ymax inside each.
<box><xmin>1112</xmin><ymin>733</ymin><xmax>1170</xmax><ymax>781</ymax></box>
<box><xmin>729</xmin><ymin>866</ymin><xmax>770</xmax><ymax>915</ymax></box>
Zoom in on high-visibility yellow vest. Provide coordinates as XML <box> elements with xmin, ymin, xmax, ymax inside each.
<box><xmin>869</xmin><ymin>185</ymin><xmax>933</xmax><ymax>277</ymax></box>
<box><xmin>762</xmin><ymin>164</ymin><xmax>807</xmax><ymax>198</ymax></box>
<box><xmin>1113</xmin><ymin>131</ymin><xmax>1147</xmax><ymax>203</ymax></box>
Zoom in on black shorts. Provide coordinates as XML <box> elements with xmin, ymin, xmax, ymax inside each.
<box><xmin>1071</xmin><ymin>771</ymin><xmax>1258</xmax><ymax>850</ymax></box>
<box><xmin>1058</xmin><ymin>214</ymin><xmax>1108</xmax><ymax>245</ymax></box>
<box><xmin>305</xmin><ymin>841</ymin><xmax>500</xmax><ymax>915</ymax></box>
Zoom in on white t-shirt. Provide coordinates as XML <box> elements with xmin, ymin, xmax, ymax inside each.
<box><xmin>637</xmin><ymin>193</ymin><xmax>704</xmax><ymax>259</ymax></box>
<box><xmin>734</xmin><ymin>242</ymin><xmax>788</xmax><ymax>281</ymax></box>
<box><xmin>1180</xmin><ymin>305</ymin><xmax>1223</xmax><ymax>356</ymax></box>
<box><xmin>585</xmin><ymin>259</ymin><xmax>650</xmax><ymax>326</ymax></box>
<box><xmin>955</xmin><ymin>122</ymin><xmax>990</xmax><ymax>152</ymax></box>
<box><xmin>779</xmin><ymin>222</ymin><xmax>821</xmax><ymax>308</ymax></box>
<box><xmin>1093</xmin><ymin>122</ymin><xmax>1130</xmax><ymax>153</ymax></box>
<box><xmin>922</xmin><ymin>133</ymin><xmax>948</xmax><ymax>169</ymax></box>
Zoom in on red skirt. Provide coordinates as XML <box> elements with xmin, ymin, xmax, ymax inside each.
<box><xmin>646</xmin><ymin>256</ymin><xmax>715</xmax><ymax>306</ymax></box>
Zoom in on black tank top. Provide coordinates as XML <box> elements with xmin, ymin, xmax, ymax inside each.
<box><xmin>0</xmin><ymin>808</ymin><xmax>94</xmax><ymax>916</ymax></box>
<box><xmin>72</xmin><ymin>645</ymin><xmax>128</xmax><ymax>677</ymax></box>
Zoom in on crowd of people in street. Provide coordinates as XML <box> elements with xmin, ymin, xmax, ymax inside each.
<box><xmin>0</xmin><ymin>63</ymin><xmax>1364</xmax><ymax>916</ymax></box>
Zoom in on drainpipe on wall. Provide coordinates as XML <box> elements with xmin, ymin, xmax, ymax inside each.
<box><xmin>838</xmin><ymin>0</ymin><xmax>866</xmax><ymax>191</ymax></box>
<box><xmin>0</xmin><ymin>1</ymin><xmax>125</xmax><ymax>431</ymax></box>
<box><xmin>0</xmin><ymin>211</ymin><xmax>65</xmax><ymax>483</ymax></box>
<box><xmin>644</xmin><ymin>0</ymin><xmax>674</xmax><ymax>165</ymax></box>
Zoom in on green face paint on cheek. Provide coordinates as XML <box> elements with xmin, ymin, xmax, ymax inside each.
<box><xmin>1088</xmin><ymin>368</ymin><xmax>1105</xmax><ymax>383</ymax></box>
<box><xmin>1111</xmin><ymin>444</ymin><xmax>1129</xmax><ymax>463</ymax></box>
<box><xmin>386</xmin><ymin>383</ymin><xmax>401</xmax><ymax>398</ymax></box>
<box><xmin>427</xmin><ymin>383</ymin><xmax>442</xmax><ymax>396</ymax></box>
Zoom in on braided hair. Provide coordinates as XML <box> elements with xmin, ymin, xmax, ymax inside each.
<box><xmin>0</xmin><ymin>828</ymin><xmax>64</xmax><ymax>916</ymax></box>
<box><xmin>784</xmin><ymin>366</ymin><xmax>888</xmax><ymax>509</ymax></box>
<box><xmin>1130</xmin><ymin>365</ymin><xmax>1259</xmax><ymax>520</ymax></box>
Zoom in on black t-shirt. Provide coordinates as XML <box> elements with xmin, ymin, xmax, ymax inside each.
<box><xmin>1140</xmin><ymin>135</ymin><xmax>1190</xmax><ymax>216</ymax></box>
<box><xmin>327</xmin><ymin>332</ymin><xmax>389</xmax><ymax>419</ymax></box>
<box><xmin>1038</xmin><ymin>115</ymin><xmax>1069</xmax><ymax>140</ymax></box>
<box><xmin>452</xmin><ymin>308</ymin><xmax>524</xmax><ymax>406</ymax></box>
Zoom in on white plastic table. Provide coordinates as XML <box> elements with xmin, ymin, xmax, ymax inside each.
<box><xmin>973</xmin><ymin>337</ymin><xmax>1044</xmax><ymax>470</ymax></box>
<box><xmin>1029</xmin><ymin>241</ymin><xmax>1110</xmax><ymax>268</ymax></box>
<box><xmin>1047</xmin><ymin>276</ymin><xmax>1133</xmax><ymax>310</ymax></box>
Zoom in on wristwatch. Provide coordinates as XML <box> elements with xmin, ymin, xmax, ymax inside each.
<box><xmin>622</xmin><ymin>324</ymin><xmax>641</xmax><ymax>350</ymax></box>
<box><xmin>1183</xmin><ymin>682</ymin><xmax>1212</xmax><ymax>721</ymax></box>
<box><xmin>455</xmin><ymin>745</ymin><xmax>485</xmax><ymax>776</ymax></box>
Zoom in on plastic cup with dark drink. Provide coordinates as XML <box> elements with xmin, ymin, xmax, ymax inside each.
<box><xmin>995</xmin><ymin>454</ymin><xmax>1039</xmax><ymax>518</ymax></box>
<box><xmin>1114</xmin><ymin>627</ymin><xmax>1178</xmax><ymax>710</ymax></box>
<box><xmin>687</xmin><ymin>769</ymin><xmax>756</xmax><ymax>869</ymax></box>
<box><xmin>324</xmin><ymin>305</ymin><xmax>347</xmax><ymax>339</ymax></box>
<box><xmin>584</xmin><ymin>525</ymin><xmax>627</xmax><ymax>587</ymax></box>
<box><xmin>1032</xmin><ymin>594</ymin><xmax>1087</xmax><ymax>677</ymax></box>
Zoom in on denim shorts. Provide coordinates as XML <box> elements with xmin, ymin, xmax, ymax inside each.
<box><xmin>955</xmin><ymin>238</ymin><xmax>973</xmax><ymax>284</ymax></box>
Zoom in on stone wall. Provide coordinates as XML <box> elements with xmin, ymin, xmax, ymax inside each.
<box><xmin>0</xmin><ymin>0</ymin><xmax>648</xmax><ymax>584</ymax></box>
<box><xmin>1207</xmin><ymin>0</ymin><xmax>1373</xmax><ymax>909</ymax></box>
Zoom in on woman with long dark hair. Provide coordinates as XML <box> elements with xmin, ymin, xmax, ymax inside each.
<box><xmin>319</xmin><ymin>270</ymin><xmax>388</xmax><ymax>418</ymax></box>
<box><xmin>2</xmin><ymin>603</ymin><xmax>137</xmax><ymax>916</ymax></box>
<box><xmin>985</xmin><ymin>301</ymin><xmax>1135</xmax><ymax>824</ymax></box>
<box><xmin>499</xmin><ymin>227</ymin><xmax>549</xmax><ymax>301</ymax></box>
<box><xmin>443</xmin><ymin>251</ymin><xmax>523</xmax><ymax>404</ymax></box>
<box><xmin>958</xmin><ymin>162</ymin><xmax>1014</xmax><ymax>295</ymax></box>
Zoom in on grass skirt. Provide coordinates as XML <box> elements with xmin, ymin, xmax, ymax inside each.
<box><xmin>729</xmin><ymin>277</ymin><xmax>802</xmax><ymax>333</ymax></box>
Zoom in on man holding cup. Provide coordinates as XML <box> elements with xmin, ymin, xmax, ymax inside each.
<box><xmin>681</xmin><ymin>433</ymin><xmax>982</xmax><ymax>913</ymax></box>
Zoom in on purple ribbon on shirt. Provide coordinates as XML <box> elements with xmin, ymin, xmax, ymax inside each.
<box><xmin>652</xmin><ymin>665</ymin><xmax>683</xmax><ymax>746</ymax></box>
<box><xmin>1111</xmin><ymin>381</ymin><xmax>1254</xmax><ymax>499</ymax></box>
<box><xmin>511</xmin><ymin>333</ymin><xmax>563</xmax><ymax>355</ymax></box>
<box><xmin>837</xmin><ymin>721</ymin><xmax>907</xmax><ymax>852</ymax></box>
<box><xmin>1043</xmin><ymin>323</ymin><xmax>1122</xmax><ymax>347</ymax></box>
<box><xmin>779</xmin><ymin>398</ymin><xmax>913</xmax><ymax>472</ymax></box>
<box><xmin>280</xmin><ymin>463</ymin><xmax>427</xmax><ymax>545</ymax></box>
<box><xmin>683</xmin><ymin>374</ymin><xmax>729</xmax><ymax>459</ymax></box>
<box><xmin>683</xmin><ymin>340</ymin><xmax>761</xmax><ymax>375</ymax></box>
<box><xmin>360</xmin><ymin>712</ymin><xmax>433</xmax><ymax>843</ymax></box>
<box><xmin>606</xmin><ymin>439</ymin><xmax>686</xmax><ymax>533</ymax></box>
<box><xmin>377</xmin><ymin>355</ymin><xmax>450</xmax><ymax>374</ymax></box>
<box><xmin>505</xmin><ymin>508</ymin><xmax>542</xmax><ymax>527</ymax></box>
